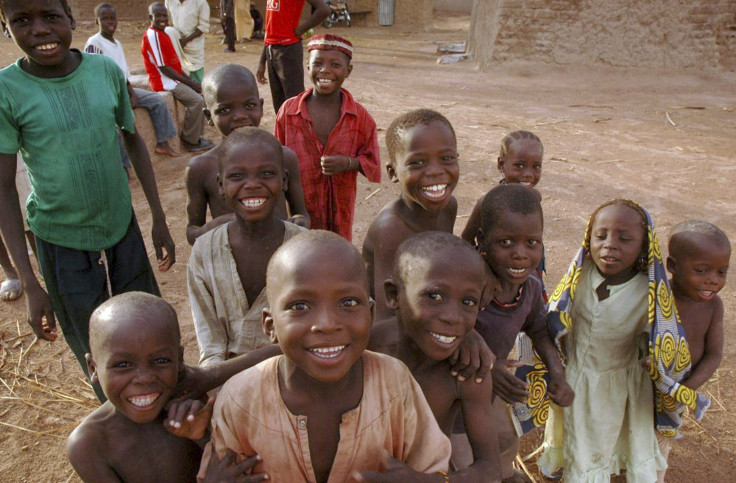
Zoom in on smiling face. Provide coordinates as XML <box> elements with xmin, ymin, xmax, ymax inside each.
<box><xmin>307</xmin><ymin>49</ymin><xmax>352</xmax><ymax>96</ymax></box>
<box><xmin>498</xmin><ymin>138</ymin><xmax>543</xmax><ymax>188</ymax></box>
<box><xmin>87</xmin><ymin>303</ymin><xmax>182</xmax><ymax>424</ymax></box>
<box><xmin>2</xmin><ymin>0</ymin><xmax>76</xmax><ymax>77</ymax></box>
<box><xmin>669</xmin><ymin>234</ymin><xmax>730</xmax><ymax>302</ymax></box>
<box><xmin>95</xmin><ymin>5</ymin><xmax>116</xmax><ymax>40</ymax></box>
<box><xmin>391</xmin><ymin>120</ymin><xmax>459</xmax><ymax>212</ymax></box>
<box><xmin>481</xmin><ymin>211</ymin><xmax>543</xmax><ymax>298</ymax></box>
<box><xmin>264</xmin><ymin>237</ymin><xmax>373</xmax><ymax>383</ymax></box>
<box><xmin>589</xmin><ymin>204</ymin><xmax>646</xmax><ymax>283</ymax></box>
<box><xmin>148</xmin><ymin>2</ymin><xmax>168</xmax><ymax>30</ymax></box>
<box><xmin>204</xmin><ymin>75</ymin><xmax>263</xmax><ymax>136</ymax></box>
<box><xmin>393</xmin><ymin>249</ymin><xmax>484</xmax><ymax>361</ymax></box>
<box><xmin>219</xmin><ymin>138</ymin><xmax>285</xmax><ymax>224</ymax></box>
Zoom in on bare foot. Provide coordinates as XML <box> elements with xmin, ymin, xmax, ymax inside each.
<box><xmin>155</xmin><ymin>143</ymin><xmax>182</xmax><ymax>157</ymax></box>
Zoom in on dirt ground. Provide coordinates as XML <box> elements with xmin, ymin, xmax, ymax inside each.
<box><xmin>1</xmin><ymin>13</ymin><xmax>735</xmax><ymax>482</ymax></box>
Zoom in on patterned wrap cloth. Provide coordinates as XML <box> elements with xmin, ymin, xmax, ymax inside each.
<box><xmin>512</xmin><ymin>200</ymin><xmax>710</xmax><ymax>437</ymax></box>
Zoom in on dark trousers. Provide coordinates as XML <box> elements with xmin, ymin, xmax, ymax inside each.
<box><xmin>222</xmin><ymin>15</ymin><xmax>236</xmax><ymax>50</ymax></box>
<box><xmin>35</xmin><ymin>214</ymin><xmax>159</xmax><ymax>401</ymax></box>
<box><xmin>267</xmin><ymin>41</ymin><xmax>305</xmax><ymax>114</ymax></box>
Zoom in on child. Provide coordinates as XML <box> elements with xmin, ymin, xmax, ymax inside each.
<box><xmin>141</xmin><ymin>1</ymin><xmax>212</xmax><ymax>153</ymax></box>
<box><xmin>539</xmin><ymin>200</ymin><xmax>710</xmax><ymax>482</ymax></box>
<box><xmin>185</xmin><ymin>63</ymin><xmax>310</xmax><ymax>245</ymax></box>
<box><xmin>370</xmin><ymin>231</ymin><xmax>502</xmax><ymax>482</ymax></box>
<box><xmin>219</xmin><ymin>0</ymin><xmax>235</xmax><ymax>52</ymax></box>
<box><xmin>198</xmin><ymin>230</ymin><xmax>451</xmax><ymax>481</ymax></box>
<box><xmin>0</xmin><ymin>0</ymin><xmax>175</xmax><ymax>400</ymax></box>
<box><xmin>364</xmin><ymin>109</ymin><xmax>458</xmax><ymax>321</ymax></box>
<box><xmin>187</xmin><ymin>128</ymin><xmax>306</xmax><ymax>366</ymax></box>
<box><xmin>657</xmin><ymin>220</ymin><xmax>730</xmax><ymax>481</ymax></box>
<box><xmin>274</xmin><ymin>34</ymin><xmax>381</xmax><ymax>241</ymax></box>
<box><xmin>461</xmin><ymin>130</ymin><xmax>543</xmax><ymax>247</ymax></box>
<box><xmin>66</xmin><ymin>292</ymin><xmax>204</xmax><ymax>481</ymax></box>
<box><xmin>165</xmin><ymin>0</ymin><xmax>209</xmax><ymax>82</ymax></box>
<box><xmin>85</xmin><ymin>2</ymin><xmax>179</xmax><ymax>158</ymax></box>
<box><xmin>470</xmin><ymin>184</ymin><xmax>573</xmax><ymax>482</ymax></box>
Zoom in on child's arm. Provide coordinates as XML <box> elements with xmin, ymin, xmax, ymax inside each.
<box><xmin>67</xmin><ymin>427</ymin><xmax>121</xmax><ymax>482</ymax></box>
<box><xmin>180</xmin><ymin>0</ymin><xmax>209</xmax><ymax>48</ymax></box>
<box><xmin>460</xmin><ymin>196</ymin><xmax>484</xmax><ymax>244</ymax></box>
<box><xmin>159</xmin><ymin>65</ymin><xmax>202</xmax><ymax>93</ymax></box>
<box><xmin>256</xmin><ymin>47</ymin><xmax>267</xmax><ymax>85</ymax></box>
<box><xmin>296</xmin><ymin>0</ymin><xmax>330</xmax><ymax>37</ymax></box>
<box><xmin>322</xmin><ymin>114</ymin><xmax>382</xmax><ymax>183</ymax></box>
<box><xmin>682</xmin><ymin>298</ymin><xmax>724</xmax><ymax>390</ymax></box>
<box><xmin>0</xmin><ymin>155</ymin><xmax>56</xmax><ymax>340</ymax></box>
<box><xmin>529</xmin><ymin>333</ymin><xmax>574</xmax><ymax>407</ymax></box>
<box><xmin>120</xmin><ymin>130</ymin><xmax>176</xmax><ymax>271</ymax></box>
<box><xmin>283</xmin><ymin>147</ymin><xmax>310</xmax><ymax>228</ymax></box>
<box><xmin>165</xmin><ymin>397</ymin><xmax>215</xmax><ymax>443</ymax></box>
<box><xmin>184</xmin><ymin>158</ymin><xmax>235</xmax><ymax>245</ymax></box>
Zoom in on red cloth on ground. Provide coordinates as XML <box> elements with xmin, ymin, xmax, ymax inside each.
<box><xmin>274</xmin><ymin>88</ymin><xmax>381</xmax><ymax>241</ymax></box>
<box><xmin>265</xmin><ymin>0</ymin><xmax>305</xmax><ymax>46</ymax></box>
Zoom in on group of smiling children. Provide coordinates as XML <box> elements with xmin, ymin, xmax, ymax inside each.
<box><xmin>0</xmin><ymin>0</ymin><xmax>730</xmax><ymax>481</ymax></box>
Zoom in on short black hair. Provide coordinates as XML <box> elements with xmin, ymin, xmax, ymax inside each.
<box><xmin>218</xmin><ymin>128</ymin><xmax>284</xmax><ymax>174</ymax></box>
<box><xmin>499</xmin><ymin>130</ymin><xmax>543</xmax><ymax>160</ymax></box>
<box><xmin>385</xmin><ymin>109</ymin><xmax>456</xmax><ymax>166</ymax></box>
<box><xmin>480</xmin><ymin>184</ymin><xmax>543</xmax><ymax>234</ymax></box>
<box><xmin>93</xmin><ymin>2</ymin><xmax>115</xmax><ymax>18</ymax></box>
<box><xmin>393</xmin><ymin>231</ymin><xmax>482</xmax><ymax>286</ymax></box>
<box><xmin>1</xmin><ymin>0</ymin><xmax>74</xmax><ymax>27</ymax></box>
<box><xmin>669</xmin><ymin>220</ymin><xmax>731</xmax><ymax>257</ymax></box>
<box><xmin>202</xmin><ymin>63</ymin><xmax>258</xmax><ymax>107</ymax></box>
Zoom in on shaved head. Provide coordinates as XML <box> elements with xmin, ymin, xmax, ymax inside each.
<box><xmin>202</xmin><ymin>63</ymin><xmax>258</xmax><ymax>106</ymax></box>
<box><xmin>266</xmin><ymin>230</ymin><xmax>368</xmax><ymax>303</ymax></box>
<box><xmin>89</xmin><ymin>292</ymin><xmax>179</xmax><ymax>356</ymax></box>
<box><xmin>669</xmin><ymin>220</ymin><xmax>731</xmax><ymax>260</ymax></box>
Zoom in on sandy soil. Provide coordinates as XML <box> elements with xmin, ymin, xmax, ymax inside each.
<box><xmin>1</xmin><ymin>13</ymin><xmax>735</xmax><ymax>482</ymax></box>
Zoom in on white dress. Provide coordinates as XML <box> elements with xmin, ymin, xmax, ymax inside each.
<box><xmin>563</xmin><ymin>260</ymin><xmax>666</xmax><ymax>482</ymax></box>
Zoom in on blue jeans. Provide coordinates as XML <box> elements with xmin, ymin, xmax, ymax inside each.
<box><xmin>118</xmin><ymin>88</ymin><xmax>178</xmax><ymax>167</ymax></box>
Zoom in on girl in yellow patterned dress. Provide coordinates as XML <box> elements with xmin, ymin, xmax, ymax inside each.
<box><xmin>540</xmin><ymin>199</ymin><xmax>708</xmax><ymax>482</ymax></box>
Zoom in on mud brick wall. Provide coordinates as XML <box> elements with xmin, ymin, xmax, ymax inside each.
<box><xmin>469</xmin><ymin>0</ymin><xmax>736</xmax><ymax>70</ymax></box>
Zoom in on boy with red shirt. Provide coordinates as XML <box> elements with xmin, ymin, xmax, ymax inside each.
<box><xmin>274</xmin><ymin>34</ymin><xmax>381</xmax><ymax>241</ymax></box>
<box><xmin>141</xmin><ymin>2</ymin><xmax>211</xmax><ymax>152</ymax></box>
<box><xmin>256</xmin><ymin>0</ymin><xmax>329</xmax><ymax>113</ymax></box>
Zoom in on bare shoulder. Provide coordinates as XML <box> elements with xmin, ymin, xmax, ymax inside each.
<box><xmin>67</xmin><ymin>404</ymin><xmax>114</xmax><ymax>467</ymax></box>
<box><xmin>186</xmin><ymin>147</ymin><xmax>220</xmax><ymax>173</ymax></box>
<box><xmin>367</xmin><ymin>200</ymin><xmax>411</xmax><ymax>238</ymax></box>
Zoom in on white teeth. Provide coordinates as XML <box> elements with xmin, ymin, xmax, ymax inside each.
<box><xmin>36</xmin><ymin>43</ymin><xmax>58</xmax><ymax>51</ymax></box>
<box><xmin>520</xmin><ymin>182</ymin><xmax>532</xmax><ymax>186</ymax></box>
<box><xmin>308</xmin><ymin>345</ymin><xmax>346</xmax><ymax>358</ymax></box>
<box><xmin>128</xmin><ymin>393</ymin><xmax>160</xmax><ymax>407</ymax></box>
<box><xmin>508</xmin><ymin>267</ymin><xmax>526</xmax><ymax>274</ymax></box>
<box><xmin>430</xmin><ymin>332</ymin><xmax>457</xmax><ymax>344</ymax></box>
<box><xmin>421</xmin><ymin>184</ymin><xmax>448</xmax><ymax>199</ymax></box>
<box><xmin>241</xmin><ymin>198</ymin><xmax>266</xmax><ymax>208</ymax></box>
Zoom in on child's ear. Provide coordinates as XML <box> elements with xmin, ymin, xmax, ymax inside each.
<box><xmin>346</xmin><ymin>63</ymin><xmax>353</xmax><ymax>79</ymax></box>
<box><xmin>386</xmin><ymin>163</ymin><xmax>398</xmax><ymax>183</ymax></box>
<box><xmin>178</xmin><ymin>345</ymin><xmax>184</xmax><ymax>366</ymax></box>
<box><xmin>1</xmin><ymin>22</ymin><xmax>10</xmax><ymax>39</ymax></box>
<box><xmin>86</xmin><ymin>353</ymin><xmax>99</xmax><ymax>385</ymax></box>
<box><xmin>497</xmin><ymin>156</ymin><xmax>504</xmax><ymax>173</ymax></box>
<box><xmin>384</xmin><ymin>279</ymin><xmax>400</xmax><ymax>311</ymax></box>
<box><xmin>474</xmin><ymin>228</ymin><xmax>485</xmax><ymax>250</ymax></box>
<box><xmin>262</xmin><ymin>308</ymin><xmax>278</xmax><ymax>344</ymax></box>
<box><xmin>282</xmin><ymin>167</ymin><xmax>289</xmax><ymax>193</ymax></box>
<box><xmin>217</xmin><ymin>173</ymin><xmax>224</xmax><ymax>197</ymax></box>
<box><xmin>203</xmin><ymin>108</ymin><xmax>214</xmax><ymax>126</ymax></box>
<box><xmin>666</xmin><ymin>256</ymin><xmax>676</xmax><ymax>275</ymax></box>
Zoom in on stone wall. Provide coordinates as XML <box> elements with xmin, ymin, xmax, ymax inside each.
<box><xmin>469</xmin><ymin>0</ymin><xmax>736</xmax><ymax>70</ymax></box>
<box><xmin>435</xmin><ymin>0</ymin><xmax>472</xmax><ymax>14</ymax></box>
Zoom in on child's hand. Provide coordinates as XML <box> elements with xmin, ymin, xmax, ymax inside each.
<box><xmin>492</xmin><ymin>360</ymin><xmax>529</xmax><ymax>403</ymax></box>
<box><xmin>288</xmin><ymin>214</ymin><xmax>310</xmax><ymax>228</ymax></box>
<box><xmin>151</xmin><ymin>219</ymin><xmax>176</xmax><ymax>272</ymax></box>
<box><xmin>448</xmin><ymin>329</ymin><xmax>495</xmax><ymax>383</ymax></box>
<box><xmin>256</xmin><ymin>62</ymin><xmax>267</xmax><ymax>85</ymax></box>
<box><xmin>548</xmin><ymin>376</ymin><xmax>575</xmax><ymax>407</ymax></box>
<box><xmin>165</xmin><ymin>397</ymin><xmax>214</xmax><ymax>440</ymax></box>
<box><xmin>353</xmin><ymin>450</ymin><xmax>436</xmax><ymax>482</ymax></box>
<box><xmin>203</xmin><ymin>450</ymin><xmax>268</xmax><ymax>483</ymax></box>
<box><xmin>321</xmin><ymin>155</ymin><xmax>351</xmax><ymax>176</ymax></box>
<box><xmin>639</xmin><ymin>356</ymin><xmax>652</xmax><ymax>371</ymax></box>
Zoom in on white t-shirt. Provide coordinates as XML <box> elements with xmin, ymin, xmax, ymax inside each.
<box><xmin>84</xmin><ymin>33</ymin><xmax>130</xmax><ymax>79</ymax></box>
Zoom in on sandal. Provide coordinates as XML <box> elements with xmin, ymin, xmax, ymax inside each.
<box><xmin>0</xmin><ymin>279</ymin><xmax>22</xmax><ymax>301</ymax></box>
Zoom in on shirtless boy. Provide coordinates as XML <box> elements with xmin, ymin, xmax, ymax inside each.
<box><xmin>363</xmin><ymin>109</ymin><xmax>459</xmax><ymax>321</ymax></box>
<box><xmin>198</xmin><ymin>231</ymin><xmax>452</xmax><ymax>482</ymax></box>
<box><xmin>187</xmin><ymin>128</ymin><xmax>305</xmax><ymax>366</ymax></box>
<box><xmin>67</xmin><ymin>292</ymin><xmax>203</xmax><ymax>482</ymax></box>
<box><xmin>658</xmin><ymin>220</ymin><xmax>731</xmax><ymax>481</ymax></box>
<box><xmin>370</xmin><ymin>232</ymin><xmax>502</xmax><ymax>482</ymax></box>
<box><xmin>185</xmin><ymin>63</ymin><xmax>309</xmax><ymax>245</ymax></box>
